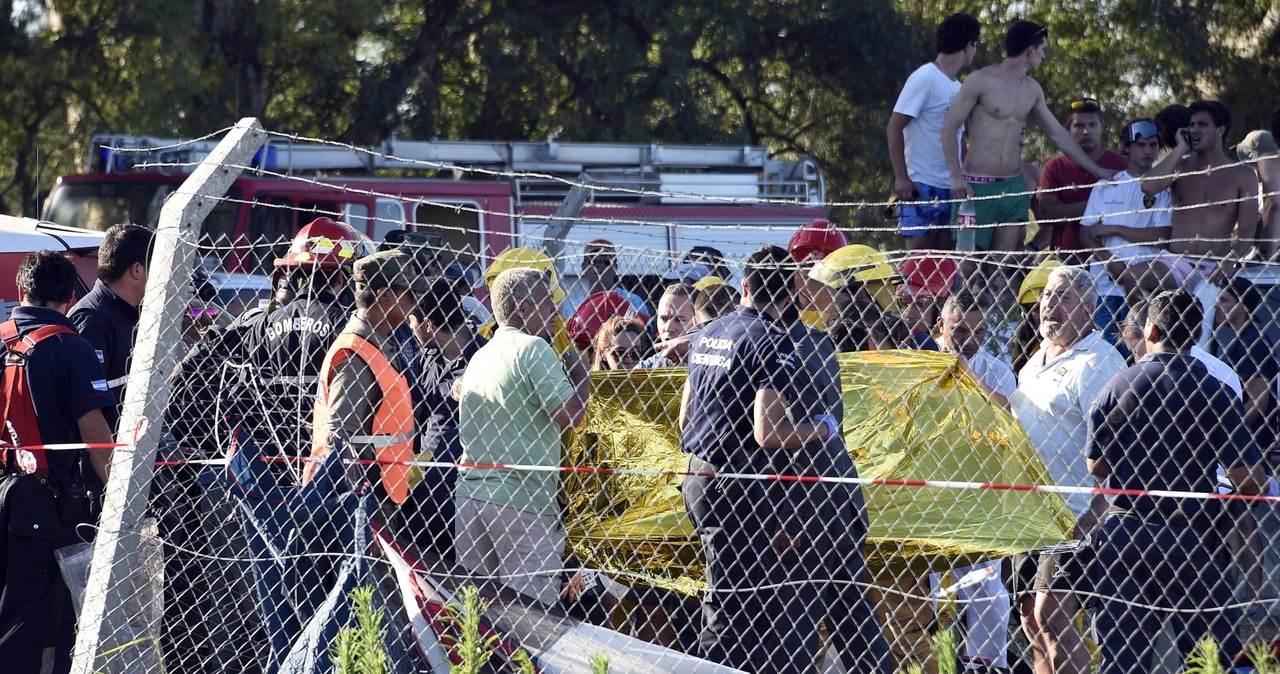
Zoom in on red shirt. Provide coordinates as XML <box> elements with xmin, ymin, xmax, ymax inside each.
<box><xmin>1040</xmin><ymin>149</ymin><xmax>1128</xmax><ymax>258</ymax></box>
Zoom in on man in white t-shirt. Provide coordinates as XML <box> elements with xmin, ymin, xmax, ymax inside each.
<box><xmin>1010</xmin><ymin>265</ymin><xmax>1127</xmax><ymax>674</ymax></box>
<box><xmin>1080</xmin><ymin>118</ymin><xmax>1173</xmax><ymax>350</ymax></box>
<box><xmin>887</xmin><ymin>13</ymin><xmax>980</xmax><ymax>250</ymax></box>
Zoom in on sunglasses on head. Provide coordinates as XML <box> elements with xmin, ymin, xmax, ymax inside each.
<box><xmin>1122</xmin><ymin>120</ymin><xmax>1159</xmax><ymax>144</ymax></box>
<box><xmin>1070</xmin><ymin>97</ymin><xmax>1101</xmax><ymax>112</ymax></box>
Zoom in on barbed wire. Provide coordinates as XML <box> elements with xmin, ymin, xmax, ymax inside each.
<box><xmin>101</xmin><ymin>127</ymin><xmax>1279</xmax><ymax>212</ymax></box>
<box><xmin>146</xmin><ymin>166</ymin><xmax>1280</xmax><ymax>266</ymax></box>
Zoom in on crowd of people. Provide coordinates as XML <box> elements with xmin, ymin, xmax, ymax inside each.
<box><xmin>3</xmin><ymin>12</ymin><xmax>1280</xmax><ymax>674</ymax></box>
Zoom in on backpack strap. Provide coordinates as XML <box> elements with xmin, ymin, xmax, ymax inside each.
<box><xmin>0</xmin><ymin>320</ymin><xmax>19</xmax><ymax>349</ymax></box>
<box><xmin>9</xmin><ymin>323</ymin><xmax>76</xmax><ymax>355</ymax></box>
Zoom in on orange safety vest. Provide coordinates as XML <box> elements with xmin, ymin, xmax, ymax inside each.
<box><xmin>306</xmin><ymin>332</ymin><xmax>414</xmax><ymax>504</ymax></box>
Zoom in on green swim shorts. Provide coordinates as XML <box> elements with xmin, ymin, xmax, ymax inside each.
<box><xmin>950</xmin><ymin>175</ymin><xmax>1030</xmax><ymax>250</ymax></box>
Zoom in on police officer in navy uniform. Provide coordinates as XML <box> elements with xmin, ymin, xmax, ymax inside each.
<box><xmin>0</xmin><ymin>251</ymin><xmax>116</xmax><ymax>674</ymax></box>
<box><xmin>1087</xmin><ymin>289</ymin><xmax>1266</xmax><ymax>673</ymax></box>
<box><xmin>236</xmin><ymin>218</ymin><xmax>369</xmax><ymax>466</ymax></box>
<box><xmin>772</xmin><ymin>279</ymin><xmax>892</xmax><ymax>673</ymax></box>
<box><xmin>679</xmin><ymin>244</ymin><xmax>837</xmax><ymax>673</ymax></box>
<box><xmin>69</xmin><ymin>223</ymin><xmax>154</xmax><ymax>432</ymax></box>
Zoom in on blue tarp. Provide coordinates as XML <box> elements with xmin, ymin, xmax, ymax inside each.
<box><xmin>225</xmin><ymin>431</ymin><xmax>412</xmax><ymax>673</ymax></box>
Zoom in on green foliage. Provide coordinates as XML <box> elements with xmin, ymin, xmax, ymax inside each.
<box><xmin>589</xmin><ymin>652</ymin><xmax>611</xmax><ymax>674</ymax></box>
<box><xmin>1248</xmin><ymin>641</ymin><xmax>1280</xmax><ymax>674</ymax></box>
<box><xmin>330</xmin><ymin>586</ymin><xmax>389</xmax><ymax>674</ymax></box>
<box><xmin>442</xmin><ymin>585</ymin><xmax>499</xmax><ymax>674</ymax></box>
<box><xmin>3</xmin><ymin>0</ymin><xmax>1279</xmax><ymax>235</ymax></box>
<box><xmin>933</xmin><ymin>626</ymin><xmax>959</xmax><ymax>674</ymax></box>
<box><xmin>1183</xmin><ymin>635</ymin><xmax>1227</xmax><ymax>674</ymax></box>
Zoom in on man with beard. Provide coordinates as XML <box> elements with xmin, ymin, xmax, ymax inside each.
<box><xmin>1009</xmin><ymin>265</ymin><xmax>1126</xmax><ymax>674</ymax></box>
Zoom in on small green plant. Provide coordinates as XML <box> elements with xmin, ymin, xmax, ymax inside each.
<box><xmin>511</xmin><ymin>647</ymin><xmax>536</xmax><ymax>674</ymax></box>
<box><xmin>1183</xmin><ymin>636</ymin><xmax>1227</xmax><ymax>674</ymax></box>
<box><xmin>443</xmin><ymin>585</ymin><xmax>499</xmax><ymax>674</ymax></box>
<box><xmin>933</xmin><ymin>626</ymin><xmax>959</xmax><ymax>674</ymax></box>
<box><xmin>1248</xmin><ymin>641</ymin><xmax>1280</xmax><ymax>674</ymax></box>
<box><xmin>330</xmin><ymin>586</ymin><xmax>389</xmax><ymax>674</ymax></box>
<box><xmin>900</xmin><ymin>664</ymin><xmax>925</xmax><ymax>674</ymax></box>
<box><xmin>589</xmin><ymin>651</ymin><xmax>611</xmax><ymax>674</ymax></box>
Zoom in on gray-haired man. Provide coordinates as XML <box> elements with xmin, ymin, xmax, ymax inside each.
<box><xmin>1009</xmin><ymin>264</ymin><xmax>1126</xmax><ymax>674</ymax></box>
<box><xmin>456</xmin><ymin>267</ymin><xmax>590</xmax><ymax>604</ymax></box>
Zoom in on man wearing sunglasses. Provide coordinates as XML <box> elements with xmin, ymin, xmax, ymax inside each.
<box><xmin>1036</xmin><ymin>98</ymin><xmax>1130</xmax><ymax>262</ymax></box>
<box><xmin>1142</xmin><ymin>99</ymin><xmax>1259</xmax><ymax>292</ymax></box>
<box><xmin>1079</xmin><ymin>119</ymin><xmax>1172</xmax><ymax>349</ymax></box>
<box><xmin>942</xmin><ymin>20</ymin><xmax>1118</xmax><ymax>253</ymax></box>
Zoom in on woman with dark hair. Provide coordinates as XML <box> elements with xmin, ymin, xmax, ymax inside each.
<box><xmin>590</xmin><ymin>315</ymin><xmax>650</xmax><ymax>371</ymax></box>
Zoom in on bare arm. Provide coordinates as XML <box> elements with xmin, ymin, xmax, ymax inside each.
<box><xmin>1143</xmin><ymin>131</ymin><xmax>1191</xmax><ymax>195</ymax></box>
<box><xmin>678</xmin><ymin>380</ymin><xmax>691</xmax><ymax>432</ymax></box>
<box><xmin>1031</xmin><ymin>97</ymin><xmax>1114</xmax><ymax>180</ymax></box>
<box><xmin>550</xmin><ymin>349</ymin><xmax>591</xmax><ymax>429</ymax></box>
<box><xmin>753</xmin><ymin>388</ymin><xmax>829</xmax><ymax>450</ymax></box>
<box><xmin>1087</xmin><ymin>456</ymin><xmax>1109</xmax><ymax>479</ymax></box>
<box><xmin>1078</xmin><ymin>223</ymin><xmax>1111</xmax><ymax>262</ymax></box>
<box><xmin>887</xmin><ymin>112</ymin><xmax>919</xmax><ymax>200</ymax></box>
<box><xmin>1234</xmin><ymin>169</ymin><xmax>1261</xmax><ymax>257</ymax></box>
<box><xmin>77</xmin><ymin>408</ymin><xmax>114</xmax><ymax>484</ymax></box>
<box><xmin>1097</xmin><ymin>225</ymin><xmax>1172</xmax><ymax>244</ymax></box>
<box><xmin>1037</xmin><ymin>191</ymin><xmax>1089</xmax><ymax>222</ymax></box>
<box><xmin>1227</xmin><ymin>464</ymin><xmax>1266</xmax><ymax>496</ymax></box>
<box><xmin>942</xmin><ymin>78</ymin><xmax>982</xmax><ymax>199</ymax></box>
<box><xmin>1242</xmin><ymin>375</ymin><xmax>1273</xmax><ymax>428</ymax></box>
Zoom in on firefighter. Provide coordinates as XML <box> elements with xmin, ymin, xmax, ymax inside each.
<box><xmin>307</xmin><ymin>248</ymin><xmax>426</xmax><ymax>511</ymax></box>
<box><xmin>801</xmin><ymin>244</ymin><xmax>901</xmax><ymax>330</ymax></box>
<box><xmin>787</xmin><ymin>219</ymin><xmax>848</xmax><ymax>263</ymax></box>
<box><xmin>236</xmin><ymin>217</ymin><xmax>373</xmax><ymax>472</ymax></box>
<box><xmin>478</xmin><ymin>247</ymin><xmax>577</xmax><ymax>354</ymax></box>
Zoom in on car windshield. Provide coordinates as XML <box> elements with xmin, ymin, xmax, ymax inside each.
<box><xmin>43</xmin><ymin>181</ymin><xmax>176</xmax><ymax>231</ymax></box>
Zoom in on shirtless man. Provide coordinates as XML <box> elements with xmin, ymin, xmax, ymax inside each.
<box><xmin>1235</xmin><ymin>127</ymin><xmax>1280</xmax><ymax>260</ymax></box>
<box><xmin>1141</xmin><ymin>99</ymin><xmax>1259</xmax><ymax>288</ymax></box>
<box><xmin>942</xmin><ymin>20</ymin><xmax>1116</xmax><ymax>252</ymax></box>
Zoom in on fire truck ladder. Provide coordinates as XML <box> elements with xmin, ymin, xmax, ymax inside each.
<box><xmin>87</xmin><ymin>135</ymin><xmax>825</xmax><ymax>205</ymax></box>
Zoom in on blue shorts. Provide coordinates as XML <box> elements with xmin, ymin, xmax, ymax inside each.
<box><xmin>897</xmin><ymin>182</ymin><xmax>952</xmax><ymax>237</ymax></box>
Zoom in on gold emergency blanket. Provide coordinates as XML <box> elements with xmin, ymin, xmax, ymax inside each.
<box><xmin>563</xmin><ymin>350</ymin><xmax>1074</xmax><ymax>596</ymax></box>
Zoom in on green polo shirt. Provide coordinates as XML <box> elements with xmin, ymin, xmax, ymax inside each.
<box><xmin>457</xmin><ymin>325</ymin><xmax>573</xmax><ymax>515</ymax></box>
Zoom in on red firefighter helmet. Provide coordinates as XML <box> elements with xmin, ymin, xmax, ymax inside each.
<box><xmin>274</xmin><ymin>217</ymin><xmax>374</xmax><ymax>269</ymax></box>
<box><xmin>896</xmin><ymin>255</ymin><xmax>961</xmax><ymax>299</ymax></box>
<box><xmin>566</xmin><ymin>290</ymin><xmax>651</xmax><ymax>350</ymax></box>
<box><xmin>788</xmin><ymin>219</ymin><xmax>848</xmax><ymax>262</ymax></box>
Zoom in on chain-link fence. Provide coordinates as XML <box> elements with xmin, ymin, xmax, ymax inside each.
<box><xmin>6</xmin><ymin>122</ymin><xmax>1280</xmax><ymax>674</ymax></box>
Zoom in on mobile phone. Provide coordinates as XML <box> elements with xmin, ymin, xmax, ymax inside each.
<box><xmin>1181</xmin><ymin>129</ymin><xmax>1191</xmax><ymax>144</ymax></box>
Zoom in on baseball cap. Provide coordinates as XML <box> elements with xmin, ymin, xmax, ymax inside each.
<box><xmin>663</xmin><ymin>262</ymin><xmax>712</xmax><ymax>282</ymax></box>
<box><xmin>1235</xmin><ymin>130</ymin><xmax>1278</xmax><ymax>163</ymax></box>
<box><xmin>353</xmin><ymin>249</ymin><xmax>429</xmax><ymax>293</ymax></box>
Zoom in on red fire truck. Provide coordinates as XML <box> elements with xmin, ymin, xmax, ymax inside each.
<box><xmin>41</xmin><ymin>135</ymin><xmax>828</xmax><ymax>301</ymax></box>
